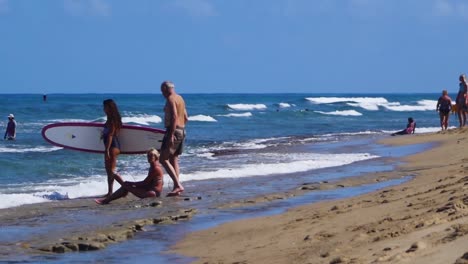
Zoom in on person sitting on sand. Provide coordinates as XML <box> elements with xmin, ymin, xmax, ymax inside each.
<box><xmin>391</xmin><ymin>117</ymin><xmax>416</xmax><ymax>136</ymax></box>
<box><xmin>95</xmin><ymin>148</ymin><xmax>164</xmax><ymax>205</ymax></box>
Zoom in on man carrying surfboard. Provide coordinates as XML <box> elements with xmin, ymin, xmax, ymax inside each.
<box><xmin>160</xmin><ymin>81</ymin><xmax>188</xmax><ymax>196</ymax></box>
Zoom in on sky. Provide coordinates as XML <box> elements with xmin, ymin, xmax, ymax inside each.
<box><xmin>1</xmin><ymin>0</ymin><xmax>468</xmax><ymax>94</ymax></box>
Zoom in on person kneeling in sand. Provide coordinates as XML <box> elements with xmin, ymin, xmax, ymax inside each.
<box><xmin>95</xmin><ymin>148</ymin><xmax>164</xmax><ymax>205</ymax></box>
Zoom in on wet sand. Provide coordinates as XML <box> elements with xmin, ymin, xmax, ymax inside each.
<box><xmin>172</xmin><ymin>129</ymin><xmax>468</xmax><ymax>264</ymax></box>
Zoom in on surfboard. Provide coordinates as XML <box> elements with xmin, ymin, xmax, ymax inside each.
<box><xmin>41</xmin><ymin>122</ymin><xmax>166</xmax><ymax>154</ymax></box>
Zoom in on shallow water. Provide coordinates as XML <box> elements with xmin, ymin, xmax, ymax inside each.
<box><xmin>0</xmin><ymin>93</ymin><xmax>445</xmax><ymax>209</ymax></box>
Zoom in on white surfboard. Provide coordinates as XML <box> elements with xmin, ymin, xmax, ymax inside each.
<box><xmin>42</xmin><ymin>122</ymin><xmax>166</xmax><ymax>154</ymax></box>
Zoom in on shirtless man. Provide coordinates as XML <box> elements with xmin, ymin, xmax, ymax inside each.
<box><xmin>160</xmin><ymin>81</ymin><xmax>188</xmax><ymax>196</ymax></box>
<box><xmin>95</xmin><ymin>148</ymin><xmax>164</xmax><ymax>205</ymax></box>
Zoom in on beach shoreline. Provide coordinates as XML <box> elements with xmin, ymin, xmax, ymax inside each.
<box><xmin>2</xmin><ymin>129</ymin><xmax>466</xmax><ymax>263</ymax></box>
<box><xmin>172</xmin><ymin>129</ymin><xmax>468</xmax><ymax>264</ymax></box>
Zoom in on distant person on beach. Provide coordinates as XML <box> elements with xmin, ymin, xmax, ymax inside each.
<box><xmin>436</xmin><ymin>89</ymin><xmax>452</xmax><ymax>131</ymax></box>
<box><xmin>160</xmin><ymin>81</ymin><xmax>188</xmax><ymax>197</ymax></box>
<box><xmin>391</xmin><ymin>117</ymin><xmax>416</xmax><ymax>136</ymax></box>
<box><xmin>102</xmin><ymin>99</ymin><xmax>124</xmax><ymax>197</ymax></box>
<box><xmin>4</xmin><ymin>114</ymin><xmax>16</xmax><ymax>140</ymax></box>
<box><xmin>95</xmin><ymin>148</ymin><xmax>164</xmax><ymax>205</ymax></box>
<box><xmin>456</xmin><ymin>74</ymin><xmax>467</xmax><ymax>127</ymax></box>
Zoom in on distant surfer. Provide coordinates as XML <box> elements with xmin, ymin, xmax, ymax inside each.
<box><xmin>456</xmin><ymin>74</ymin><xmax>468</xmax><ymax>127</ymax></box>
<box><xmin>436</xmin><ymin>89</ymin><xmax>452</xmax><ymax>131</ymax></box>
<box><xmin>95</xmin><ymin>148</ymin><xmax>164</xmax><ymax>205</ymax></box>
<box><xmin>4</xmin><ymin>114</ymin><xmax>16</xmax><ymax>140</ymax></box>
<box><xmin>102</xmin><ymin>99</ymin><xmax>124</xmax><ymax>197</ymax></box>
<box><xmin>391</xmin><ymin>117</ymin><xmax>416</xmax><ymax>136</ymax></box>
<box><xmin>160</xmin><ymin>81</ymin><xmax>188</xmax><ymax>196</ymax></box>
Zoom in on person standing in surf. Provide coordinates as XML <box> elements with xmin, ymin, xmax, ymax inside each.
<box><xmin>102</xmin><ymin>99</ymin><xmax>124</xmax><ymax>197</ymax></box>
<box><xmin>160</xmin><ymin>81</ymin><xmax>188</xmax><ymax>196</ymax></box>
<box><xmin>436</xmin><ymin>89</ymin><xmax>452</xmax><ymax>131</ymax></box>
<box><xmin>4</xmin><ymin>114</ymin><xmax>16</xmax><ymax>140</ymax></box>
<box><xmin>456</xmin><ymin>74</ymin><xmax>467</xmax><ymax>127</ymax></box>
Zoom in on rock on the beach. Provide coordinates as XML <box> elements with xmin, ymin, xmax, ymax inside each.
<box><xmin>78</xmin><ymin>242</ymin><xmax>106</xmax><ymax>251</ymax></box>
<box><xmin>455</xmin><ymin>252</ymin><xmax>468</xmax><ymax>264</ymax></box>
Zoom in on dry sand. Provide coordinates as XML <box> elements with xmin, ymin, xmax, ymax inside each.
<box><xmin>172</xmin><ymin>129</ymin><xmax>468</xmax><ymax>264</ymax></box>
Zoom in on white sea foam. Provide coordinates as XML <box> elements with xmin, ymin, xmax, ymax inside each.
<box><xmin>278</xmin><ymin>102</ymin><xmax>292</xmax><ymax>108</ymax></box>
<box><xmin>189</xmin><ymin>115</ymin><xmax>217</xmax><ymax>122</ymax></box>
<box><xmin>0</xmin><ymin>150</ymin><xmax>379</xmax><ymax>209</ymax></box>
<box><xmin>227</xmin><ymin>104</ymin><xmax>267</xmax><ymax>111</ymax></box>
<box><xmin>182</xmin><ymin>152</ymin><xmax>378</xmax><ymax>181</ymax></box>
<box><xmin>122</xmin><ymin>115</ymin><xmax>162</xmax><ymax>125</ymax></box>
<box><xmin>380</xmin><ymin>100</ymin><xmax>436</xmax><ymax>112</ymax></box>
<box><xmin>0</xmin><ymin>193</ymin><xmax>50</xmax><ymax>209</ymax></box>
<box><xmin>196</xmin><ymin>152</ymin><xmax>217</xmax><ymax>159</ymax></box>
<box><xmin>306</xmin><ymin>97</ymin><xmax>437</xmax><ymax>112</ymax></box>
<box><xmin>306</xmin><ymin>97</ymin><xmax>388</xmax><ymax>111</ymax></box>
<box><xmin>0</xmin><ymin>173</ymin><xmax>176</xmax><ymax>209</ymax></box>
<box><xmin>218</xmin><ymin>112</ymin><xmax>252</xmax><ymax>117</ymax></box>
<box><xmin>0</xmin><ymin>146</ymin><xmax>62</xmax><ymax>153</ymax></box>
<box><xmin>315</xmin><ymin>110</ymin><xmax>362</xmax><ymax>116</ymax></box>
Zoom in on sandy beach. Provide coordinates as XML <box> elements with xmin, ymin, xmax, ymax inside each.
<box><xmin>172</xmin><ymin>129</ymin><xmax>468</xmax><ymax>264</ymax></box>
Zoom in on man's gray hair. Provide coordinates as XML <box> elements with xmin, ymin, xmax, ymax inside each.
<box><xmin>161</xmin><ymin>81</ymin><xmax>175</xmax><ymax>90</ymax></box>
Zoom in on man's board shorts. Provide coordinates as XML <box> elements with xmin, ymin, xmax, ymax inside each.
<box><xmin>161</xmin><ymin>127</ymin><xmax>185</xmax><ymax>156</ymax></box>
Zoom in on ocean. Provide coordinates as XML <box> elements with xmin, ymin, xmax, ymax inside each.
<box><xmin>0</xmin><ymin>93</ymin><xmax>445</xmax><ymax>210</ymax></box>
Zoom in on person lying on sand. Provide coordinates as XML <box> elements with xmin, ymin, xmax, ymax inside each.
<box><xmin>391</xmin><ymin>117</ymin><xmax>416</xmax><ymax>136</ymax></box>
<box><xmin>95</xmin><ymin>148</ymin><xmax>164</xmax><ymax>205</ymax></box>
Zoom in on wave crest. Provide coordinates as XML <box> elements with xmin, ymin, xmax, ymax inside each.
<box><xmin>189</xmin><ymin>115</ymin><xmax>217</xmax><ymax>122</ymax></box>
<box><xmin>227</xmin><ymin>104</ymin><xmax>267</xmax><ymax>111</ymax></box>
<box><xmin>315</xmin><ymin>110</ymin><xmax>362</xmax><ymax>116</ymax></box>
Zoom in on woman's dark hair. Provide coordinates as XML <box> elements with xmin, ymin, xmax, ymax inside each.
<box><xmin>103</xmin><ymin>99</ymin><xmax>122</xmax><ymax>134</ymax></box>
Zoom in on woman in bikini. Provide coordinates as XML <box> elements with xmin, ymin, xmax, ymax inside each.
<box><xmin>95</xmin><ymin>148</ymin><xmax>164</xmax><ymax>205</ymax></box>
<box><xmin>102</xmin><ymin>99</ymin><xmax>124</xmax><ymax>197</ymax></box>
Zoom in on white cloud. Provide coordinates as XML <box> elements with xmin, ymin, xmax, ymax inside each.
<box><xmin>433</xmin><ymin>0</ymin><xmax>468</xmax><ymax>19</ymax></box>
<box><xmin>64</xmin><ymin>0</ymin><xmax>111</xmax><ymax>17</ymax></box>
<box><xmin>0</xmin><ymin>0</ymin><xmax>9</xmax><ymax>14</ymax></box>
<box><xmin>89</xmin><ymin>0</ymin><xmax>111</xmax><ymax>16</ymax></box>
<box><xmin>172</xmin><ymin>0</ymin><xmax>217</xmax><ymax>17</ymax></box>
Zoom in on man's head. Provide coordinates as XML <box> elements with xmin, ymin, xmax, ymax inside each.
<box><xmin>161</xmin><ymin>81</ymin><xmax>175</xmax><ymax>97</ymax></box>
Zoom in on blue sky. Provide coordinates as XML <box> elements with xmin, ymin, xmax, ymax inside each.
<box><xmin>1</xmin><ymin>0</ymin><xmax>468</xmax><ymax>94</ymax></box>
